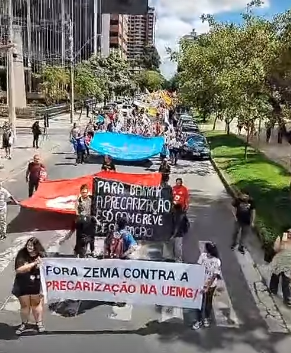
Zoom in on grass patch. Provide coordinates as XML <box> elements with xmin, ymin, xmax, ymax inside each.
<box><xmin>205</xmin><ymin>130</ymin><xmax>291</xmax><ymax>249</ymax></box>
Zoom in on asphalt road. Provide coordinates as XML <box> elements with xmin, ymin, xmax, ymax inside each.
<box><xmin>0</xmin><ymin>146</ymin><xmax>290</xmax><ymax>353</ymax></box>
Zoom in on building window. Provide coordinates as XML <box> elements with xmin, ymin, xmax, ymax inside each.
<box><xmin>110</xmin><ymin>19</ymin><xmax>119</xmax><ymax>25</ymax></box>
<box><xmin>110</xmin><ymin>31</ymin><xmax>118</xmax><ymax>37</ymax></box>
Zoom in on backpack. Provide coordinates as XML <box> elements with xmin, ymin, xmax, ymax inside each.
<box><xmin>105</xmin><ymin>232</ymin><xmax>124</xmax><ymax>259</ymax></box>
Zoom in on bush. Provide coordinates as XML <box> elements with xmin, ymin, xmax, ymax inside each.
<box><xmin>205</xmin><ymin>131</ymin><xmax>291</xmax><ymax>249</ymax></box>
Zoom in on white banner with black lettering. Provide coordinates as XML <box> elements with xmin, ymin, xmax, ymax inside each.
<box><xmin>40</xmin><ymin>258</ymin><xmax>205</xmax><ymax>309</ymax></box>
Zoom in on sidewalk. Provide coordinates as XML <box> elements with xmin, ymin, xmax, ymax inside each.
<box><xmin>201</xmin><ymin>119</ymin><xmax>291</xmax><ymax>172</ymax></box>
<box><xmin>0</xmin><ymin>113</ymin><xmax>89</xmax><ymax>182</ymax></box>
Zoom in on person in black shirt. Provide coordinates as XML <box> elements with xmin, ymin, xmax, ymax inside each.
<box><xmin>170</xmin><ymin>203</ymin><xmax>190</xmax><ymax>262</ymax></box>
<box><xmin>101</xmin><ymin>155</ymin><xmax>116</xmax><ymax>172</ymax></box>
<box><xmin>231</xmin><ymin>190</ymin><xmax>255</xmax><ymax>254</ymax></box>
<box><xmin>159</xmin><ymin>158</ymin><xmax>171</xmax><ymax>185</ymax></box>
<box><xmin>14</xmin><ymin>237</ymin><xmax>46</xmax><ymax>335</ymax></box>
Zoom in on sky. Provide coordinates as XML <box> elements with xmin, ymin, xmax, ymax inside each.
<box><xmin>152</xmin><ymin>0</ymin><xmax>291</xmax><ymax>79</ymax></box>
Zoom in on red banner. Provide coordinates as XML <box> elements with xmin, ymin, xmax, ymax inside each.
<box><xmin>20</xmin><ymin>171</ymin><xmax>161</xmax><ymax>214</ymax></box>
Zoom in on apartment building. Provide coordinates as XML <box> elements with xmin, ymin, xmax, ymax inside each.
<box><xmin>127</xmin><ymin>6</ymin><xmax>155</xmax><ymax>63</ymax></box>
<box><xmin>109</xmin><ymin>14</ymin><xmax>128</xmax><ymax>59</ymax></box>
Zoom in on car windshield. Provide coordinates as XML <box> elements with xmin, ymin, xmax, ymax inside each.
<box><xmin>186</xmin><ymin>135</ymin><xmax>206</xmax><ymax>145</ymax></box>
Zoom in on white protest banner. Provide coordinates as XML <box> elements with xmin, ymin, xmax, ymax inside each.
<box><xmin>40</xmin><ymin>258</ymin><xmax>205</xmax><ymax>309</ymax></box>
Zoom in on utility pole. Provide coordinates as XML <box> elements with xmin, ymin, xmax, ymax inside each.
<box><xmin>69</xmin><ymin>18</ymin><xmax>74</xmax><ymax>124</ymax></box>
<box><xmin>7</xmin><ymin>0</ymin><xmax>16</xmax><ymax>138</ymax></box>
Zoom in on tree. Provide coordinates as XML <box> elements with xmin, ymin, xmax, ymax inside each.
<box><xmin>163</xmin><ymin>74</ymin><xmax>179</xmax><ymax>92</ymax></box>
<box><xmin>137</xmin><ymin>45</ymin><xmax>161</xmax><ymax>71</ymax></box>
<box><xmin>37</xmin><ymin>66</ymin><xmax>69</xmax><ymax>105</ymax></box>
<box><xmin>170</xmin><ymin>1</ymin><xmax>286</xmax><ymax>155</ymax></box>
<box><xmin>136</xmin><ymin>70</ymin><xmax>165</xmax><ymax>92</ymax></box>
<box><xmin>89</xmin><ymin>51</ymin><xmax>135</xmax><ymax>100</ymax></box>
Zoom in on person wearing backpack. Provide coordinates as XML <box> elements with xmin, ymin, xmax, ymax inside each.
<box><xmin>104</xmin><ymin>218</ymin><xmax>137</xmax><ymax>259</ymax></box>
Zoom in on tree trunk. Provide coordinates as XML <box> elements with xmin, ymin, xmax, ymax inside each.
<box><xmin>225</xmin><ymin>120</ymin><xmax>230</xmax><ymax>134</ymax></box>
<box><xmin>244</xmin><ymin>126</ymin><xmax>250</xmax><ymax>159</ymax></box>
<box><xmin>212</xmin><ymin>114</ymin><xmax>218</xmax><ymax>130</ymax></box>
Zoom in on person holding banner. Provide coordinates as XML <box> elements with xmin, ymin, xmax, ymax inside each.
<box><xmin>13</xmin><ymin>237</ymin><xmax>46</xmax><ymax>335</ymax></box>
<box><xmin>192</xmin><ymin>242</ymin><xmax>222</xmax><ymax>330</ymax></box>
<box><xmin>74</xmin><ymin>184</ymin><xmax>95</xmax><ymax>257</ymax></box>
<box><xmin>104</xmin><ymin>217</ymin><xmax>138</xmax><ymax>259</ymax></box>
<box><xmin>101</xmin><ymin>155</ymin><xmax>116</xmax><ymax>172</ymax></box>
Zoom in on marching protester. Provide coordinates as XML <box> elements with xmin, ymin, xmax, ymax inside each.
<box><xmin>159</xmin><ymin>158</ymin><xmax>171</xmax><ymax>185</ymax></box>
<box><xmin>172</xmin><ymin>178</ymin><xmax>189</xmax><ymax>212</ymax></box>
<box><xmin>231</xmin><ymin>189</ymin><xmax>255</xmax><ymax>254</ymax></box>
<box><xmin>2</xmin><ymin>121</ymin><xmax>13</xmax><ymax>159</ymax></box>
<box><xmin>75</xmin><ymin>133</ymin><xmax>86</xmax><ymax>165</ymax></box>
<box><xmin>170</xmin><ymin>203</ymin><xmax>190</xmax><ymax>262</ymax></box>
<box><xmin>101</xmin><ymin>155</ymin><xmax>116</xmax><ymax>172</ymax></box>
<box><xmin>168</xmin><ymin>134</ymin><xmax>181</xmax><ymax>165</ymax></box>
<box><xmin>192</xmin><ymin>242</ymin><xmax>221</xmax><ymax>330</ymax></box>
<box><xmin>269</xmin><ymin>229</ymin><xmax>291</xmax><ymax>306</ymax></box>
<box><xmin>74</xmin><ymin>184</ymin><xmax>95</xmax><ymax>257</ymax></box>
<box><xmin>31</xmin><ymin>121</ymin><xmax>42</xmax><ymax>149</ymax></box>
<box><xmin>104</xmin><ymin>217</ymin><xmax>137</xmax><ymax>259</ymax></box>
<box><xmin>14</xmin><ymin>237</ymin><xmax>46</xmax><ymax>335</ymax></box>
<box><xmin>0</xmin><ymin>181</ymin><xmax>18</xmax><ymax>240</ymax></box>
<box><xmin>26</xmin><ymin>154</ymin><xmax>46</xmax><ymax>197</ymax></box>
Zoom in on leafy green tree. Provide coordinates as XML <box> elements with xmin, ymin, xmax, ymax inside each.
<box><xmin>89</xmin><ymin>51</ymin><xmax>134</xmax><ymax>100</ymax></box>
<box><xmin>136</xmin><ymin>70</ymin><xmax>165</xmax><ymax>92</ymax></box>
<box><xmin>163</xmin><ymin>74</ymin><xmax>179</xmax><ymax>92</ymax></box>
<box><xmin>137</xmin><ymin>45</ymin><xmax>161</xmax><ymax>71</ymax></box>
<box><xmin>37</xmin><ymin>66</ymin><xmax>69</xmax><ymax>105</ymax></box>
<box><xmin>171</xmin><ymin>1</ymin><xmax>284</xmax><ymax>152</ymax></box>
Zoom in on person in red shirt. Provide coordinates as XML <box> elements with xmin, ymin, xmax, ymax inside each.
<box><xmin>26</xmin><ymin>155</ymin><xmax>46</xmax><ymax>197</ymax></box>
<box><xmin>172</xmin><ymin>178</ymin><xmax>189</xmax><ymax>211</ymax></box>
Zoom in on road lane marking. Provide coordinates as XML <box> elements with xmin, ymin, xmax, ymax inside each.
<box><xmin>0</xmin><ymin>235</ymin><xmax>33</xmax><ymax>274</ymax></box>
<box><xmin>198</xmin><ymin>240</ymin><xmax>240</xmax><ymax>328</ymax></box>
<box><xmin>0</xmin><ymin>229</ymin><xmax>72</xmax><ymax>312</ymax></box>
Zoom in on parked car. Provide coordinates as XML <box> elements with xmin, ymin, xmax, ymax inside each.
<box><xmin>180</xmin><ymin>133</ymin><xmax>211</xmax><ymax>160</ymax></box>
<box><xmin>181</xmin><ymin>122</ymin><xmax>200</xmax><ymax>133</ymax></box>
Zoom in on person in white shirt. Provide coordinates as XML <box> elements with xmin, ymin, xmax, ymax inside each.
<box><xmin>0</xmin><ymin>182</ymin><xmax>18</xmax><ymax>239</ymax></box>
<box><xmin>192</xmin><ymin>242</ymin><xmax>222</xmax><ymax>330</ymax></box>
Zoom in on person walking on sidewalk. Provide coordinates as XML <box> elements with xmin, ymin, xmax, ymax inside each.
<box><xmin>269</xmin><ymin>230</ymin><xmax>291</xmax><ymax>307</ymax></box>
<box><xmin>26</xmin><ymin>155</ymin><xmax>46</xmax><ymax>197</ymax></box>
<box><xmin>231</xmin><ymin>190</ymin><xmax>255</xmax><ymax>254</ymax></box>
<box><xmin>31</xmin><ymin>121</ymin><xmax>42</xmax><ymax>149</ymax></box>
<box><xmin>2</xmin><ymin>122</ymin><xmax>13</xmax><ymax>159</ymax></box>
<box><xmin>0</xmin><ymin>181</ymin><xmax>18</xmax><ymax>240</ymax></box>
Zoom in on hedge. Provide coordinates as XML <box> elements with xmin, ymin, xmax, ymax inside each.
<box><xmin>205</xmin><ymin>131</ymin><xmax>291</xmax><ymax>249</ymax></box>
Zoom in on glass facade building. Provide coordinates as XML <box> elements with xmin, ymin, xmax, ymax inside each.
<box><xmin>0</xmin><ymin>0</ymin><xmax>102</xmax><ymax>92</ymax></box>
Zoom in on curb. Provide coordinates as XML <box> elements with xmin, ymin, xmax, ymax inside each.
<box><xmin>210</xmin><ymin>156</ymin><xmax>291</xmax><ymax>328</ymax></box>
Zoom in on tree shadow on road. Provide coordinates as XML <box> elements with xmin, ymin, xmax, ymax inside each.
<box><xmin>6</xmin><ymin>207</ymin><xmax>74</xmax><ymax>233</ymax></box>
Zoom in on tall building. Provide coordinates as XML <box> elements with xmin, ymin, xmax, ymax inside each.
<box><xmin>0</xmin><ymin>0</ymin><xmax>110</xmax><ymax>101</ymax></box>
<box><xmin>127</xmin><ymin>6</ymin><xmax>155</xmax><ymax>64</ymax></box>
<box><xmin>109</xmin><ymin>14</ymin><xmax>128</xmax><ymax>59</ymax></box>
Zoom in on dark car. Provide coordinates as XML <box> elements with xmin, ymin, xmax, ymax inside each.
<box><xmin>180</xmin><ymin>133</ymin><xmax>211</xmax><ymax>160</ymax></box>
<box><xmin>181</xmin><ymin>122</ymin><xmax>200</xmax><ymax>133</ymax></box>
